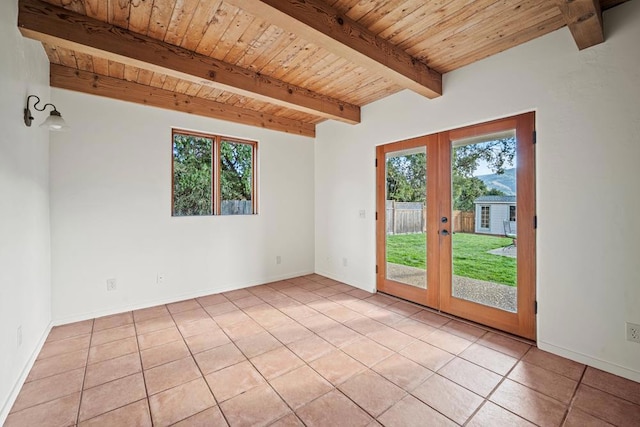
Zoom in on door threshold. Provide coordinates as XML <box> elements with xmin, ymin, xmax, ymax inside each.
<box><xmin>376</xmin><ymin>290</ymin><xmax>536</xmax><ymax>346</ymax></box>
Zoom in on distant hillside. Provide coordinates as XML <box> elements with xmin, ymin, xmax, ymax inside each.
<box><xmin>477</xmin><ymin>168</ymin><xmax>516</xmax><ymax>195</ymax></box>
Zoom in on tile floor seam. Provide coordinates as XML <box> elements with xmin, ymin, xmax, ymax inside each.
<box><xmin>338</xmin><ymin>371</ymin><xmax>410</xmax><ymax>420</ymax></box>
<box><xmin>462</xmin><ymin>395</ymin><xmax>493</xmax><ymax>425</ymax></box>
<box><xmin>558</xmin><ymin>366</ymin><xmax>587</xmax><ymax>427</ymax></box>
<box><xmin>506</xmin><ymin>362</ymin><xmax>580</xmax><ymax>408</ymax></box>
<box><xmin>508</xmin><ymin>345</ymin><xmax>590</xmax><ymax>412</ymax></box>
<box><xmin>562</xmin><ymin>368</ymin><xmax>628</xmax><ymax>427</ymax></box>
<box><xmin>7</xmin><ymin>389</ymin><xmax>81</xmax><ymax>418</ymax></box>
<box><xmin>405</xmin><ymin>377</ymin><xmax>468</xmax><ymax>426</ymax></box>
<box><xmin>472</xmin><ymin>337</ymin><xmax>537</xmax><ymax>425</ymax></box>
<box><xmin>22</xmin><ymin>352</ymin><xmax>86</xmax><ymax>384</ymax></box>
<box><xmin>216</xmin><ymin>320</ymin><xmax>318</xmax><ymax>420</ymax></box>
<box><xmin>461</xmin><ymin>400</ymin><xmax>486</xmax><ymax>427</ymax></box>
<box><xmin>76</xmin><ymin>372</ymin><xmax>147</xmax><ymax>423</ymax></box>
<box><xmin>194</xmin><ymin>290</ymin><xmax>327</xmax><ymax>424</ymax></box>
<box><xmin>230</xmin><ymin>284</ymin><xmax>382</xmax><ymax>422</ymax></box>
<box><xmin>134</xmin><ymin>320</ymin><xmax>175</xmax><ymax>336</ymax></box>
<box><xmin>216</xmin><ymin>283</ymin><xmax>343</xmax><ymax>424</ymax></box>
<box><xmin>131</xmin><ymin>312</ymin><xmax>153</xmax><ymax>427</ymax></box>
<box><xmin>435</xmin><ymin>355</ymin><xmax>484</xmax><ymax>398</ymax></box>
<box><xmin>581</xmin><ymin>371</ymin><xmax>640</xmax><ymax>407</ymax></box>
<box><xmin>163</xmin><ymin>301</ymin><xmax>229</xmax><ymax>427</ymax></box>
<box><xmin>74</xmin><ymin>318</ymin><xmax>94</xmax><ymax>426</ymax></box>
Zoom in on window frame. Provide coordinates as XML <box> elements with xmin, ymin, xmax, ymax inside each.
<box><xmin>509</xmin><ymin>205</ymin><xmax>516</xmax><ymax>222</ymax></box>
<box><xmin>480</xmin><ymin>205</ymin><xmax>490</xmax><ymax>229</ymax></box>
<box><xmin>171</xmin><ymin>128</ymin><xmax>258</xmax><ymax>216</ymax></box>
<box><xmin>215</xmin><ymin>136</ymin><xmax>258</xmax><ymax>216</ymax></box>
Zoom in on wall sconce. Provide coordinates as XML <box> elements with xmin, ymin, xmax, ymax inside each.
<box><xmin>24</xmin><ymin>95</ymin><xmax>69</xmax><ymax>131</ymax></box>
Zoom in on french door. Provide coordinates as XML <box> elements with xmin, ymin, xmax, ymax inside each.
<box><xmin>376</xmin><ymin>113</ymin><xmax>536</xmax><ymax>340</ymax></box>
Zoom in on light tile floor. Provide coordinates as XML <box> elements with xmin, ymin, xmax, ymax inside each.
<box><xmin>5</xmin><ymin>274</ymin><xmax>640</xmax><ymax>426</ymax></box>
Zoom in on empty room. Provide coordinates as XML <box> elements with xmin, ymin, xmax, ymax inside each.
<box><xmin>1</xmin><ymin>0</ymin><xmax>639</xmax><ymax>425</ymax></box>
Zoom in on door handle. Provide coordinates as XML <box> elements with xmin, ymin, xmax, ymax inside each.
<box><xmin>440</xmin><ymin>229</ymin><xmax>450</xmax><ymax>236</ymax></box>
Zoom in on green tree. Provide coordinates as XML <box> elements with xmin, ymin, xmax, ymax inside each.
<box><xmin>386</xmin><ymin>152</ymin><xmax>426</xmax><ymax>202</ymax></box>
<box><xmin>172</xmin><ymin>134</ymin><xmax>212</xmax><ymax>216</ymax></box>
<box><xmin>220</xmin><ymin>140</ymin><xmax>253</xmax><ymax>201</ymax></box>
<box><xmin>453</xmin><ymin>138</ymin><xmax>515</xmax><ymax>179</ymax></box>
<box><xmin>453</xmin><ymin>175</ymin><xmax>488</xmax><ymax>211</ymax></box>
<box><xmin>452</xmin><ymin>138</ymin><xmax>514</xmax><ymax>211</ymax></box>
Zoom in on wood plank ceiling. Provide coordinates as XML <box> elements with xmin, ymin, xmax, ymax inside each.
<box><xmin>18</xmin><ymin>0</ymin><xmax>627</xmax><ymax>137</ymax></box>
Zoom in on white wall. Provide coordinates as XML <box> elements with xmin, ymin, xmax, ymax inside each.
<box><xmin>50</xmin><ymin>91</ymin><xmax>315</xmax><ymax>323</ymax></box>
<box><xmin>315</xmin><ymin>2</ymin><xmax>640</xmax><ymax>381</ymax></box>
<box><xmin>0</xmin><ymin>0</ymin><xmax>52</xmax><ymax>420</ymax></box>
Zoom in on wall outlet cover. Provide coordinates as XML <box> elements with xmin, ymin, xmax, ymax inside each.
<box><xmin>627</xmin><ymin>322</ymin><xmax>640</xmax><ymax>343</ymax></box>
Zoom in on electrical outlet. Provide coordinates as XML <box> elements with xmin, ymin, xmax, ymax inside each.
<box><xmin>627</xmin><ymin>322</ymin><xmax>640</xmax><ymax>343</ymax></box>
<box><xmin>276</xmin><ymin>256</ymin><xmax>281</xmax><ymax>265</ymax></box>
<box><xmin>17</xmin><ymin>326</ymin><xmax>22</xmax><ymax>347</ymax></box>
<box><xmin>358</xmin><ymin>210</ymin><xmax>366</xmax><ymax>219</ymax></box>
<box><xmin>343</xmin><ymin>257</ymin><xmax>348</xmax><ymax>267</ymax></box>
<box><xmin>106</xmin><ymin>278</ymin><xmax>117</xmax><ymax>291</ymax></box>
<box><xmin>157</xmin><ymin>273</ymin><xmax>165</xmax><ymax>285</ymax></box>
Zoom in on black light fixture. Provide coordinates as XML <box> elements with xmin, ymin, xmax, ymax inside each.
<box><xmin>24</xmin><ymin>95</ymin><xmax>69</xmax><ymax>131</ymax></box>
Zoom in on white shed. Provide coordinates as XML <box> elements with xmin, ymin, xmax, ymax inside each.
<box><xmin>474</xmin><ymin>195</ymin><xmax>517</xmax><ymax>236</ymax></box>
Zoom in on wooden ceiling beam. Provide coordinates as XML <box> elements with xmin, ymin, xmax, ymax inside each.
<box><xmin>18</xmin><ymin>0</ymin><xmax>359</xmax><ymax>124</ymax></box>
<box><xmin>225</xmin><ymin>0</ymin><xmax>442</xmax><ymax>99</ymax></box>
<box><xmin>555</xmin><ymin>0</ymin><xmax>604</xmax><ymax>50</ymax></box>
<box><xmin>50</xmin><ymin>64</ymin><xmax>316</xmax><ymax>137</ymax></box>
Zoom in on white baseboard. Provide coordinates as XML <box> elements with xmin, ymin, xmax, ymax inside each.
<box><xmin>0</xmin><ymin>321</ymin><xmax>53</xmax><ymax>425</ymax></box>
<box><xmin>314</xmin><ymin>269</ymin><xmax>376</xmax><ymax>293</ymax></box>
<box><xmin>52</xmin><ymin>270</ymin><xmax>314</xmax><ymax>326</ymax></box>
<box><xmin>538</xmin><ymin>340</ymin><xmax>640</xmax><ymax>383</ymax></box>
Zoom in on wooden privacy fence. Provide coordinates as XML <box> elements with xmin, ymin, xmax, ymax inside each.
<box><xmin>221</xmin><ymin>200</ymin><xmax>252</xmax><ymax>215</ymax></box>
<box><xmin>453</xmin><ymin>210</ymin><xmax>475</xmax><ymax>233</ymax></box>
<box><xmin>386</xmin><ymin>201</ymin><xmax>425</xmax><ymax>234</ymax></box>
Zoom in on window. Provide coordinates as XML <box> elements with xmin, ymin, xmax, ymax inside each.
<box><xmin>172</xmin><ymin>129</ymin><xmax>257</xmax><ymax>216</ymax></box>
<box><xmin>480</xmin><ymin>206</ymin><xmax>490</xmax><ymax>229</ymax></box>
<box><xmin>509</xmin><ymin>205</ymin><xmax>516</xmax><ymax>222</ymax></box>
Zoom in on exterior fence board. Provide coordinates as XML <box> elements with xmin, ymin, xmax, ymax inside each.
<box><xmin>221</xmin><ymin>200</ymin><xmax>252</xmax><ymax>215</ymax></box>
<box><xmin>386</xmin><ymin>201</ymin><xmax>426</xmax><ymax>234</ymax></box>
<box><xmin>453</xmin><ymin>210</ymin><xmax>475</xmax><ymax>233</ymax></box>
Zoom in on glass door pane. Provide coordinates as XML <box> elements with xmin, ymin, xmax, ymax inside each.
<box><xmin>385</xmin><ymin>146</ymin><xmax>427</xmax><ymax>288</ymax></box>
<box><xmin>451</xmin><ymin>131</ymin><xmax>518</xmax><ymax>312</ymax></box>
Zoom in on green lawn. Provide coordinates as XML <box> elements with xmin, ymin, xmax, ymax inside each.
<box><xmin>386</xmin><ymin>232</ymin><xmax>516</xmax><ymax>286</ymax></box>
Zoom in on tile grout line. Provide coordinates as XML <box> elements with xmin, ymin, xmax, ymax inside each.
<box><xmin>227</xmin><ymin>286</ymin><xmax>333</xmax><ymax>425</ymax></box>
<box><xmin>230</xmin><ymin>278</ymin><xmax>399</xmax><ymax>424</ymax></box>
<box><xmin>244</xmin><ymin>278</ymin><xmax>353</xmax><ymax>426</ymax></box>
<box><xmin>7</xmin><ymin>329</ymin><xmax>94</xmax><ymax>420</ymax></box>
<box><xmin>265</xmin><ymin>280</ymin><xmax>442</xmax><ymax>424</ymax></box>
<box><xmin>182</xmin><ymin>289</ymin><xmax>328</xmax><ymax>425</ymax></box>
<box><xmin>75</xmin><ymin>319</ymin><xmax>95</xmax><ymax>425</ymax></box>
<box><xmin>131</xmin><ymin>310</ymin><xmax>154</xmax><ymax>426</ymax></box>
<box><xmin>558</xmin><ymin>365</ymin><xmax>587</xmax><ymax>426</ymax></box>
<box><xmin>78</xmin><ymin>316</ymin><xmax>147</xmax><ymax>424</ymax></box>
<box><xmin>475</xmin><ymin>343</ymin><xmax>538</xmax><ymax>425</ymax></box>
<box><xmin>166</xmin><ymin>299</ymin><xmax>231</xmax><ymax>427</ymax></box>
<box><xmin>251</xmin><ymin>280</ymin><xmax>517</xmax><ymax>426</ymax></box>
<box><xmin>217</xmin><ymin>284</ymin><xmax>330</xmax><ymax>425</ymax></box>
